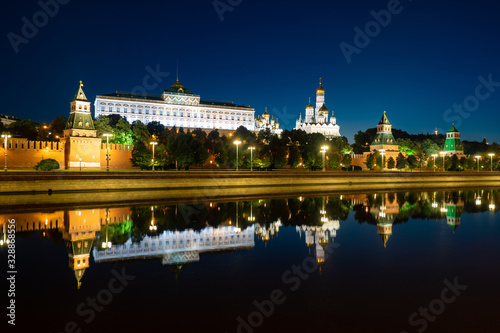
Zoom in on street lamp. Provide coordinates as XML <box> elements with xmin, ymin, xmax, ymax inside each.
<box><xmin>103</xmin><ymin>133</ymin><xmax>113</xmax><ymax>172</ymax></box>
<box><xmin>249</xmin><ymin>146</ymin><xmax>255</xmax><ymax>171</ymax></box>
<box><xmin>1</xmin><ymin>133</ymin><xmax>11</xmax><ymax>172</ymax></box>
<box><xmin>321</xmin><ymin>145</ymin><xmax>328</xmax><ymax>172</ymax></box>
<box><xmin>431</xmin><ymin>154</ymin><xmax>438</xmax><ymax>172</ymax></box>
<box><xmin>439</xmin><ymin>152</ymin><xmax>446</xmax><ymax>172</ymax></box>
<box><xmin>475</xmin><ymin>156</ymin><xmax>481</xmax><ymax>172</ymax></box>
<box><xmin>488</xmin><ymin>153</ymin><xmax>495</xmax><ymax>171</ymax></box>
<box><xmin>234</xmin><ymin>140</ymin><xmax>241</xmax><ymax>171</ymax></box>
<box><xmin>380</xmin><ymin>149</ymin><xmax>385</xmax><ymax>171</ymax></box>
<box><xmin>150</xmin><ymin>141</ymin><xmax>158</xmax><ymax>171</ymax></box>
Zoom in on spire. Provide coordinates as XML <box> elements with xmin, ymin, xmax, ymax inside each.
<box><xmin>176</xmin><ymin>59</ymin><xmax>179</xmax><ymax>84</ymax></box>
<box><xmin>379</xmin><ymin>111</ymin><xmax>391</xmax><ymax>125</ymax></box>
<box><xmin>316</xmin><ymin>77</ymin><xmax>325</xmax><ymax>93</ymax></box>
<box><xmin>73</xmin><ymin>81</ymin><xmax>88</xmax><ymax>102</ymax></box>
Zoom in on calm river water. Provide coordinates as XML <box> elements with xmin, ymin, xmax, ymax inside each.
<box><xmin>1</xmin><ymin>189</ymin><xmax>499</xmax><ymax>332</ymax></box>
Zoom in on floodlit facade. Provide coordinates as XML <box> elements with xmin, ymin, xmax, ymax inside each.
<box><xmin>295</xmin><ymin>79</ymin><xmax>341</xmax><ymax>138</ymax></box>
<box><xmin>94</xmin><ymin>78</ymin><xmax>255</xmax><ymax>131</ymax></box>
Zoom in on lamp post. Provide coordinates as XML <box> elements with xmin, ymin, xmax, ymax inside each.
<box><xmin>249</xmin><ymin>146</ymin><xmax>255</xmax><ymax>171</ymax></box>
<box><xmin>488</xmin><ymin>153</ymin><xmax>495</xmax><ymax>171</ymax></box>
<box><xmin>431</xmin><ymin>154</ymin><xmax>438</xmax><ymax>172</ymax></box>
<box><xmin>440</xmin><ymin>152</ymin><xmax>446</xmax><ymax>172</ymax></box>
<box><xmin>150</xmin><ymin>141</ymin><xmax>158</xmax><ymax>171</ymax></box>
<box><xmin>234</xmin><ymin>140</ymin><xmax>241</xmax><ymax>171</ymax></box>
<box><xmin>103</xmin><ymin>133</ymin><xmax>113</xmax><ymax>172</ymax></box>
<box><xmin>475</xmin><ymin>156</ymin><xmax>481</xmax><ymax>172</ymax></box>
<box><xmin>1</xmin><ymin>133</ymin><xmax>11</xmax><ymax>172</ymax></box>
<box><xmin>79</xmin><ymin>158</ymin><xmax>82</xmax><ymax>171</ymax></box>
<box><xmin>380</xmin><ymin>149</ymin><xmax>385</xmax><ymax>171</ymax></box>
<box><xmin>321</xmin><ymin>145</ymin><xmax>328</xmax><ymax>172</ymax></box>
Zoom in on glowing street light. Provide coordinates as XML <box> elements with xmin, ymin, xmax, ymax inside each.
<box><xmin>150</xmin><ymin>141</ymin><xmax>158</xmax><ymax>171</ymax></box>
<box><xmin>1</xmin><ymin>133</ymin><xmax>11</xmax><ymax>172</ymax></box>
<box><xmin>103</xmin><ymin>133</ymin><xmax>113</xmax><ymax>172</ymax></box>
<box><xmin>440</xmin><ymin>152</ymin><xmax>446</xmax><ymax>172</ymax></box>
<box><xmin>431</xmin><ymin>154</ymin><xmax>438</xmax><ymax>172</ymax></box>
<box><xmin>488</xmin><ymin>153</ymin><xmax>495</xmax><ymax>171</ymax></box>
<box><xmin>380</xmin><ymin>149</ymin><xmax>385</xmax><ymax>171</ymax></box>
<box><xmin>234</xmin><ymin>140</ymin><xmax>241</xmax><ymax>171</ymax></box>
<box><xmin>321</xmin><ymin>145</ymin><xmax>328</xmax><ymax>172</ymax></box>
<box><xmin>249</xmin><ymin>146</ymin><xmax>255</xmax><ymax>171</ymax></box>
<box><xmin>475</xmin><ymin>156</ymin><xmax>481</xmax><ymax>172</ymax></box>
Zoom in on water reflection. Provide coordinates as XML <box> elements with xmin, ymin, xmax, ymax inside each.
<box><xmin>1</xmin><ymin>189</ymin><xmax>498</xmax><ymax>289</ymax></box>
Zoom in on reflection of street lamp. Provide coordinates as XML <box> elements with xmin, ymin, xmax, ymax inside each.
<box><xmin>2</xmin><ymin>133</ymin><xmax>11</xmax><ymax>172</ymax></box>
<box><xmin>489</xmin><ymin>190</ymin><xmax>495</xmax><ymax>211</ymax></box>
<box><xmin>249</xmin><ymin>146</ymin><xmax>255</xmax><ymax>171</ymax></box>
<box><xmin>321</xmin><ymin>146</ymin><xmax>328</xmax><ymax>172</ymax></box>
<box><xmin>380</xmin><ymin>149</ymin><xmax>385</xmax><ymax>171</ymax></box>
<box><xmin>79</xmin><ymin>158</ymin><xmax>82</xmax><ymax>171</ymax></box>
<box><xmin>1</xmin><ymin>218</ymin><xmax>10</xmax><ymax>246</ymax></box>
<box><xmin>432</xmin><ymin>154</ymin><xmax>437</xmax><ymax>172</ymax></box>
<box><xmin>234</xmin><ymin>140</ymin><xmax>241</xmax><ymax>171</ymax></box>
<box><xmin>475</xmin><ymin>156</ymin><xmax>481</xmax><ymax>172</ymax></box>
<box><xmin>440</xmin><ymin>152</ymin><xmax>446</xmax><ymax>172</ymax></box>
<box><xmin>150</xmin><ymin>206</ymin><xmax>157</xmax><ymax>231</ymax></box>
<box><xmin>103</xmin><ymin>133</ymin><xmax>113</xmax><ymax>172</ymax></box>
<box><xmin>248</xmin><ymin>200</ymin><xmax>255</xmax><ymax>222</ymax></box>
<box><xmin>102</xmin><ymin>209</ymin><xmax>112</xmax><ymax>249</ymax></box>
<box><xmin>488</xmin><ymin>153</ymin><xmax>495</xmax><ymax>171</ymax></box>
<box><xmin>150</xmin><ymin>141</ymin><xmax>158</xmax><ymax>171</ymax></box>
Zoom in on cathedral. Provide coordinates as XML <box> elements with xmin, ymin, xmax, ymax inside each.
<box><xmin>295</xmin><ymin>79</ymin><xmax>341</xmax><ymax>138</ymax></box>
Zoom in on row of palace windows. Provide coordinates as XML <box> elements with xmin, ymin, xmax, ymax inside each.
<box><xmin>100</xmin><ymin>105</ymin><xmax>249</xmax><ymax>121</ymax></box>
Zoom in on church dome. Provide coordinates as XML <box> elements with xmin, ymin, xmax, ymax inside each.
<box><xmin>319</xmin><ymin>104</ymin><xmax>329</xmax><ymax>114</ymax></box>
<box><xmin>316</xmin><ymin>84</ymin><xmax>325</xmax><ymax>94</ymax></box>
<box><xmin>263</xmin><ymin>108</ymin><xmax>270</xmax><ymax>118</ymax></box>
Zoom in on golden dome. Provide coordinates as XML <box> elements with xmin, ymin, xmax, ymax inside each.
<box><xmin>306</xmin><ymin>97</ymin><xmax>314</xmax><ymax>109</ymax></box>
<box><xmin>316</xmin><ymin>77</ymin><xmax>325</xmax><ymax>94</ymax></box>
<box><xmin>263</xmin><ymin>107</ymin><xmax>270</xmax><ymax>118</ymax></box>
<box><xmin>319</xmin><ymin>104</ymin><xmax>329</xmax><ymax>114</ymax></box>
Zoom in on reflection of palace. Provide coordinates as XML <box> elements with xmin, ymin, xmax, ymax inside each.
<box><xmin>254</xmin><ymin>220</ymin><xmax>282</xmax><ymax>245</ymax></box>
<box><xmin>93</xmin><ymin>225</ymin><xmax>254</xmax><ymax>265</ymax></box>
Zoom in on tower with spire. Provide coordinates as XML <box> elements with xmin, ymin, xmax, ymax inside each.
<box><xmin>443</xmin><ymin>124</ymin><xmax>465</xmax><ymax>157</ymax></box>
<box><xmin>61</xmin><ymin>81</ymin><xmax>101</xmax><ymax>169</ymax></box>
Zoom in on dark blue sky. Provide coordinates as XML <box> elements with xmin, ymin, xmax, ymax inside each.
<box><xmin>1</xmin><ymin>0</ymin><xmax>500</xmax><ymax>143</ymax></box>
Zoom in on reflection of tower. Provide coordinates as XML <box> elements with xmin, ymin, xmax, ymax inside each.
<box><xmin>372</xmin><ymin>193</ymin><xmax>398</xmax><ymax>248</ymax></box>
<box><xmin>446</xmin><ymin>198</ymin><xmax>464</xmax><ymax>233</ymax></box>
<box><xmin>63</xmin><ymin>209</ymin><xmax>101</xmax><ymax>289</ymax></box>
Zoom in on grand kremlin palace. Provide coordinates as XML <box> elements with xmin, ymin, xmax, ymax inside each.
<box><xmin>94</xmin><ymin>78</ymin><xmax>256</xmax><ymax>131</ymax></box>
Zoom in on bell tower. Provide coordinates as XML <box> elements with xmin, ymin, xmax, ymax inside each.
<box><xmin>61</xmin><ymin>81</ymin><xmax>102</xmax><ymax>169</ymax></box>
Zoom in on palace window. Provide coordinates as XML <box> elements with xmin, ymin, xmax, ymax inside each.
<box><xmin>124</xmin><ymin>107</ymin><xmax>128</xmax><ymax>113</ymax></box>
<box><xmin>153</xmin><ymin>109</ymin><xmax>156</xmax><ymax>115</ymax></box>
<box><xmin>101</xmin><ymin>106</ymin><xmax>105</xmax><ymax>112</ymax></box>
<box><xmin>225</xmin><ymin>115</ymin><xmax>228</xmax><ymax>120</ymax></box>
<box><xmin>131</xmin><ymin>108</ymin><xmax>135</xmax><ymax>114</ymax></box>
<box><xmin>180</xmin><ymin>111</ymin><xmax>184</xmax><ymax>117</ymax></box>
<box><xmin>109</xmin><ymin>106</ymin><xmax>113</xmax><ymax>112</ymax></box>
<box><xmin>159</xmin><ymin>110</ymin><xmax>163</xmax><ymax>116</ymax></box>
<box><xmin>146</xmin><ymin>109</ymin><xmax>149</xmax><ymax>115</ymax></box>
<box><xmin>117</xmin><ymin>107</ymin><xmax>120</xmax><ymax>113</ymax></box>
<box><xmin>200</xmin><ymin>113</ymin><xmax>204</xmax><ymax>118</ymax></box>
<box><xmin>167</xmin><ymin>110</ymin><xmax>170</xmax><ymax>116</ymax></box>
<box><xmin>231</xmin><ymin>115</ymin><xmax>235</xmax><ymax>120</ymax></box>
<box><xmin>139</xmin><ymin>109</ymin><xmax>142</xmax><ymax>114</ymax></box>
<box><xmin>237</xmin><ymin>116</ymin><xmax>240</xmax><ymax>121</ymax></box>
<box><xmin>220</xmin><ymin>115</ymin><xmax>223</xmax><ymax>120</ymax></box>
<box><xmin>187</xmin><ymin>112</ymin><xmax>191</xmax><ymax>117</ymax></box>
<box><xmin>243</xmin><ymin>116</ymin><xmax>246</xmax><ymax>121</ymax></box>
<box><xmin>173</xmin><ymin>111</ymin><xmax>177</xmax><ymax>116</ymax></box>
<box><xmin>194</xmin><ymin>113</ymin><xmax>197</xmax><ymax>118</ymax></box>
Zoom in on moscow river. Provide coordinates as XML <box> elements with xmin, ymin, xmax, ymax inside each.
<box><xmin>1</xmin><ymin>189</ymin><xmax>499</xmax><ymax>332</ymax></box>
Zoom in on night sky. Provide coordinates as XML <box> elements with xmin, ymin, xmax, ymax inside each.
<box><xmin>1</xmin><ymin>0</ymin><xmax>500</xmax><ymax>143</ymax></box>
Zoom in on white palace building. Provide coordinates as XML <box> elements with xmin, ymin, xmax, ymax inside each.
<box><xmin>94</xmin><ymin>77</ymin><xmax>256</xmax><ymax>131</ymax></box>
<box><xmin>295</xmin><ymin>79</ymin><xmax>341</xmax><ymax>138</ymax></box>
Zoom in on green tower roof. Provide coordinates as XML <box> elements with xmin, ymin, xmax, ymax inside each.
<box><xmin>66</xmin><ymin>112</ymin><xmax>95</xmax><ymax>130</ymax></box>
<box><xmin>447</xmin><ymin>124</ymin><xmax>459</xmax><ymax>133</ymax></box>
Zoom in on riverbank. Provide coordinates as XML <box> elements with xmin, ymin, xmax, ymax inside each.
<box><xmin>1</xmin><ymin>171</ymin><xmax>499</xmax><ymax>211</ymax></box>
